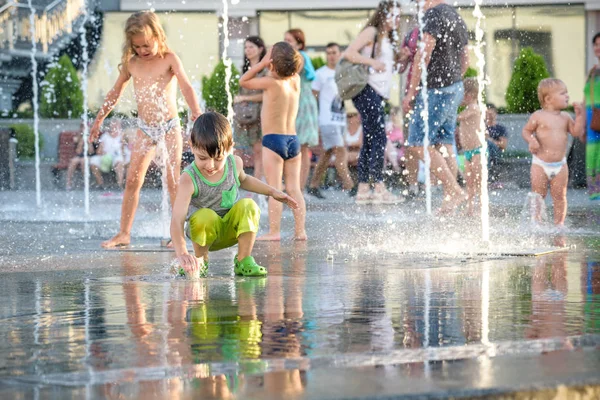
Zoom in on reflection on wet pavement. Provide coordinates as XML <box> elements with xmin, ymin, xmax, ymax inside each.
<box><xmin>0</xmin><ymin>233</ymin><xmax>599</xmax><ymax>398</ymax></box>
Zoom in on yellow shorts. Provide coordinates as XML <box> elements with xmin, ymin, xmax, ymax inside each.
<box><xmin>187</xmin><ymin>198</ymin><xmax>260</xmax><ymax>251</ymax></box>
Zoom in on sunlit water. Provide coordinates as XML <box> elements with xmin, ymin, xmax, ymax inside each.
<box><xmin>0</xmin><ymin>245</ymin><xmax>599</xmax><ymax>384</ymax></box>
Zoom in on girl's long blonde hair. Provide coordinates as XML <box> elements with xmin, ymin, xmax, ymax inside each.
<box><xmin>120</xmin><ymin>11</ymin><xmax>169</xmax><ymax>71</ymax></box>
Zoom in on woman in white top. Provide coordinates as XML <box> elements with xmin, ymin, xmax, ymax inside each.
<box><xmin>343</xmin><ymin>1</ymin><xmax>403</xmax><ymax>205</ymax></box>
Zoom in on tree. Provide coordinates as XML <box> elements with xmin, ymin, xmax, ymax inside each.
<box><xmin>40</xmin><ymin>54</ymin><xmax>84</xmax><ymax>118</ymax></box>
<box><xmin>505</xmin><ymin>48</ymin><xmax>550</xmax><ymax>114</ymax></box>
<box><xmin>201</xmin><ymin>60</ymin><xmax>240</xmax><ymax>116</ymax></box>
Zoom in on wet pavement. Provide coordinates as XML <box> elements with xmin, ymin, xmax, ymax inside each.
<box><xmin>0</xmin><ymin>188</ymin><xmax>599</xmax><ymax>399</ymax></box>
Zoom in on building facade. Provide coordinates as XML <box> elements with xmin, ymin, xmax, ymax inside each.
<box><xmin>3</xmin><ymin>0</ymin><xmax>600</xmax><ymax>112</ymax></box>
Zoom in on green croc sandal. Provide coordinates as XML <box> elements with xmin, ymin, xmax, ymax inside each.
<box><xmin>234</xmin><ymin>255</ymin><xmax>267</xmax><ymax>277</ymax></box>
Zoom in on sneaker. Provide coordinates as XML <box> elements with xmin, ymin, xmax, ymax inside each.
<box><xmin>234</xmin><ymin>255</ymin><xmax>268</xmax><ymax>277</ymax></box>
<box><xmin>372</xmin><ymin>190</ymin><xmax>405</xmax><ymax>205</ymax></box>
<box><xmin>307</xmin><ymin>187</ymin><xmax>326</xmax><ymax>199</ymax></box>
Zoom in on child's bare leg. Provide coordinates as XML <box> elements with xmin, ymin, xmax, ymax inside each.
<box><xmin>192</xmin><ymin>242</ymin><xmax>209</xmax><ymax>263</ymax></box>
<box><xmin>114</xmin><ymin>162</ymin><xmax>125</xmax><ymax>188</ymax></box>
<box><xmin>333</xmin><ymin>146</ymin><xmax>354</xmax><ymax>190</ymax></box>
<box><xmin>91</xmin><ymin>164</ymin><xmax>104</xmax><ymax>187</ymax></box>
<box><xmin>466</xmin><ymin>155</ymin><xmax>482</xmax><ymax>216</ymax></box>
<box><xmin>65</xmin><ymin>157</ymin><xmax>82</xmax><ymax>189</ymax></box>
<box><xmin>283</xmin><ymin>155</ymin><xmax>307</xmax><ymax>241</ymax></box>
<box><xmin>465</xmin><ymin>160</ymin><xmax>475</xmax><ymax>215</ymax></box>
<box><xmin>101</xmin><ymin>132</ymin><xmax>155</xmax><ymax>248</ymax></box>
<box><xmin>164</xmin><ymin>127</ymin><xmax>183</xmax><ymax>206</ymax></box>
<box><xmin>309</xmin><ymin>148</ymin><xmax>333</xmax><ymax>189</ymax></box>
<box><xmin>237</xmin><ymin>231</ymin><xmax>257</xmax><ymax>260</ymax></box>
<box><xmin>530</xmin><ymin>164</ymin><xmax>549</xmax><ymax>223</ymax></box>
<box><xmin>549</xmin><ymin>165</ymin><xmax>568</xmax><ymax>226</ymax></box>
<box><xmin>299</xmin><ymin>144</ymin><xmax>311</xmax><ymax>190</ymax></box>
<box><xmin>253</xmin><ymin>142</ymin><xmax>263</xmax><ymax>180</ymax></box>
<box><xmin>405</xmin><ymin>147</ymin><xmax>419</xmax><ymax>188</ymax></box>
<box><xmin>258</xmin><ymin>147</ymin><xmax>284</xmax><ymax>241</ymax></box>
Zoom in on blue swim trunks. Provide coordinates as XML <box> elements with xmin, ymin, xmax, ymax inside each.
<box><xmin>262</xmin><ymin>134</ymin><xmax>301</xmax><ymax>160</ymax></box>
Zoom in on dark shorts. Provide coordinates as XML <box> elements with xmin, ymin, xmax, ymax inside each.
<box><xmin>262</xmin><ymin>134</ymin><xmax>301</xmax><ymax>161</ymax></box>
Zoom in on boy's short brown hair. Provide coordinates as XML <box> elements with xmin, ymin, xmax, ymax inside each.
<box><xmin>271</xmin><ymin>41</ymin><xmax>302</xmax><ymax>78</ymax></box>
<box><xmin>190</xmin><ymin>112</ymin><xmax>233</xmax><ymax>158</ymax></box>
<box><xmin>537</xmin><ymin>78</ymin><xmax>565</xmax><ymax>107</ymax></box>
<box><xmin>463</xmin><ymin>77</ymin><xmax>479</xmax><ymax>96</ymax></box>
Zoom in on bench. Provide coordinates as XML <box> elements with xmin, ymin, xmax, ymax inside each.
<box><xmin>52</xmin><ymin>131</ymin><xmax>79</xmax><ymax>172</ymax></box>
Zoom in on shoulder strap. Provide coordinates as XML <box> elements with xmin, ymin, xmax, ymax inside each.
<box><xmin>591</xmin><ymin>66</ymin><xmax>597</xmax><ymax>111</ymax></box>
<box><xmin>370</xmin><ymin>31</ymin><xmax>378</xmax><ymax>59</ymax></box>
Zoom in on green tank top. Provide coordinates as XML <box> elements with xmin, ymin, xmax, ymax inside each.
<box><xmin>183</xmin><ymin>154</ymin><xmax>240</xmax><ymax>218</ymax></box>
<box><xmin>584</xmin><ymin>68</ymin><xmax>600</xmax><ymax>107</ymax></box>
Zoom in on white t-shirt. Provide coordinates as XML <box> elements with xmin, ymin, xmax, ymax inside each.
<box><xmin>101</xmin><ymin>133</ymin><xmax>123</xmax><ymax>159</ymax></box>
<box><xmin>312</xmin><ymin>66</ymin><xmax>346</xmax><ymax>127</ymax></box>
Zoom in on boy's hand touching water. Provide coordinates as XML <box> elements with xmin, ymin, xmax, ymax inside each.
<box><xmin>270</xmin><ymin>189</ymin><xmax>299</xmax><ymax>210</ymax></box>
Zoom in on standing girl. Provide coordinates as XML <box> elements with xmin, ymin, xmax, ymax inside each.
<box><xmin>90</xmin><ymin>11</ymin><xmax>202</xmax><ymax>248</ymax></box>
<box><xmin>234</xmin><ymin>36</ymin><xmax>267</xmax><ymax>179</ymax></box>
<box><xmin>284</xmin><ymin>29</ymin><xmax>319</xmax><ymax>191</ymax></box>
<box><xmin>343</xmin><ymin>1</ymin><xmax>403</xmax><ymax>205</ymax></box>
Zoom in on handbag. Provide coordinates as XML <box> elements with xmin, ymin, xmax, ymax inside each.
<box><xmin>233</xmin><ymin>101</ymin><xmax>260</xmax><ymax>126</ymax></box>
<box><xmin>335</xmin><ymin>34</ymin><xmax>378</xmax><ymax>101</ymax></box>
<box><xmin>589</xmin><ymin>66</ymin><xmax>600</xmax><ymax>131</ymax></box>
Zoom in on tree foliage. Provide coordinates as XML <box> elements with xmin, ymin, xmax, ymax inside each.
<box><xmin>40</xmin><ymin>55</ymin><xmax>84</xmax><ymax>118</ymax></box>
<box><xmin>201</xmin><ymin>60</ymin><xmax>240</xmax><ymax>116</ymax></box>
<box><xmin>505</xmin><ymin>48</ymin><xmax>550</xmax><ymax>114</ymax></box>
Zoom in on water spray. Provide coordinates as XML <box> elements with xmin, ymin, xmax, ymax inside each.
<box><xmin>27</xmin><ymin>0</ymin><xmax>41</xmax><ymax>207</ymax></box>
<box><xmin>222</xmin><ymin>0</ymin><xmax>234</xmax><ymax>124</ymax></box>
<box><xmin>417</xmin><ymin>0</ymin><xmax>432</xmax><ymax>215</ymax></box>
<box><xmin>473</xmin><ymin>0</ymin><xmax>490</xmax><ymax>243</ymax></box>
<box><xmin>80</xmin><ymin>0</ymin><xmax>91</xmax><ymax>215</ymax></box>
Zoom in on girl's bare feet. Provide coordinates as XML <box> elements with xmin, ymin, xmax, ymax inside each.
<box><xmin>294</xmin><ymin>232</ymin><xmax>308</xmax><ymax>241</ymax></box>
<box><xmin>256</xmin><ymin>233</ymin><xmax>281</xmax><ymax>242</ymax></box>
<box><xmin>101</xmin><ymin>232</ymin><xmax>131</xmax><ymax>248</ymax></box>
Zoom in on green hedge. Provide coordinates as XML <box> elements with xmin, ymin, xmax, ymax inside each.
<box><xmin>40</xmin><ymin>55</ymin><xmax>84</xmax><ymax>119</ymax></box>
<box><xmin>505</xmin><ymin>48</ymin><xmax>550</xmax><ymax>114</ymax></box>
<box><xmin>11</xmin><ymin>124</ymin><xmax>44</xmax><ymax>159</ymax></box>
<box><xmin>202</xmin><ymin>60</ymin><xmax>240</xmax><ymax>116</ymax></box>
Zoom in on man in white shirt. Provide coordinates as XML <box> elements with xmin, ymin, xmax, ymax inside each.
<box><xmin>307</xmin><ymin>42</ymin><xmax>355</xmax><ymax>199</ymax></box>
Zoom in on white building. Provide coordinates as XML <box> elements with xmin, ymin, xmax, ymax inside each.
<box><xmin>3</xmin><ymin>0</ymin><xmax>600</xmax><ymax>111</ymax></box>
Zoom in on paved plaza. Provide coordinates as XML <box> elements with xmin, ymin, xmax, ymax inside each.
<box><xmin>0</xmin><ymin>188</ymin><xmax>599</xmax><ymax>399</ymax></box>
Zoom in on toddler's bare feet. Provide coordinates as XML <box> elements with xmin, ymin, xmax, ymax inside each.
<box><xmin>101</xmin><ymin>232</ymin><xmax>131</xmax><ymax>248</ymax></box>
<box><xmin>256</xmin><ymin>233</ymin><xmax>281</xmax><ymax>242</ymax></box>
